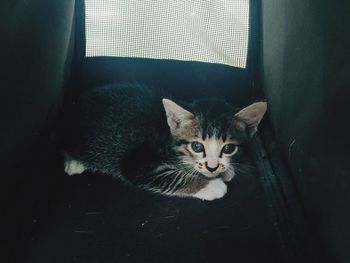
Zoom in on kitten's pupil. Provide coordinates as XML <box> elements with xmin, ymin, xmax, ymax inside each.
<box><xmin>222</xmin><ymin>144</ymin><xmax>236</xmax><ymax>154</ymax></box>
<box><xmin>191</xmin><ymin>142</ymin><xmax>204</xmax><ymax>153</ymax></box>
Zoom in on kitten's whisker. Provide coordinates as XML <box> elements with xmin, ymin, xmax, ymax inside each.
<box><xmin>232</xmin><ymin>162</ymin><xmax>256</xmax><ymax>169</ymax></box>
<box><xmin>231</xmin><ymin>168</ymin><xmax>252</xmax><ymax>177</ymax></box>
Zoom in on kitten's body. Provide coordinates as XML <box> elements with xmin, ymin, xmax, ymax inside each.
<box><xmin>63</xmin><ymin>83</ymin><xmax>266</xmax><ymax>200</ymax></box>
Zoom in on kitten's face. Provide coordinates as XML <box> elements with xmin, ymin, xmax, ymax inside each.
<box><xmin>162</xmin><ymin>98</ymin><xmax>267</xmax><ymax>179</ymax></box>
<box><xmin>177</xmin><ymin>136</ymin><xmax>239</xmax><ymax>178</ymax></box>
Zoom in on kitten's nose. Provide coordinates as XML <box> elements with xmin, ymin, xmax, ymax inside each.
<box><xmin>205</xmin><ymin>162</ymin><xmax>219</xmax><ymax>173</ymax></box>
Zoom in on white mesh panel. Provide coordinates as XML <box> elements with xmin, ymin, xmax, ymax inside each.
<box><xmin>85</xmin><ymin>0</ymin><xmax>249</xmax><ymax>68</ymax></box>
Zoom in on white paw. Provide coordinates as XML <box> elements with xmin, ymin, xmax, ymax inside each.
<box><xmin>193</xmin><ymin>179</ymin><xmax>227</xmax><ymax>201</ymax></box>
<box><xmin>64</xmin><ymin>159</ymin><xmax>86</xmax><ymax>176</ymax></box>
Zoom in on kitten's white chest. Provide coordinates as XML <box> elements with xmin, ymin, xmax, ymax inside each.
<box><xmin>193</xmin><ymin>179</ymin><xmax>227</xmax><ymax>201</ymax></box>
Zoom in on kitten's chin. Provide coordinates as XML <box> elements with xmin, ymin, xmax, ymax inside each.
<box><xmin>200</xmin><ymin>172</ymin><xmax>221</xmax><ymax>179</ymax></box>
<box><xmin>194</xmin><ymin>167</ymin><xmax>222</xmax><ymax>179</ymax></box>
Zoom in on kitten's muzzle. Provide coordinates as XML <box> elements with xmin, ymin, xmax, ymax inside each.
<box><xmin>205</xmin><ymin>162</ymin><xmax>219</xmax><ymax>173</ymax></box>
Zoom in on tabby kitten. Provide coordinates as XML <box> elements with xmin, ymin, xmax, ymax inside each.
<box><xmin>63</xmin><ymin>83</ymin><xmax>267</xmax><ymax>201</ymax></box>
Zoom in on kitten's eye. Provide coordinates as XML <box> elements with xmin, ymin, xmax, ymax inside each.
<box><xmin>222</xmin><ymin>144</ymin><xmax>237</xmax><ymax>155</ymax></box>
<box><xmin>191</xmin><ymin>142</ymin><xmax>204</xmax><ymax>153</ymax></box>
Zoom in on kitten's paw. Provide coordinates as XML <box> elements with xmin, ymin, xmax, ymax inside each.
<box><xmin>193</xmin><ymin>179</ymin><xmax>227</xmax><ymax>201</ymax></box>
<box><xmin>64</xmin><ymin>159</ymin><xmax>86</xmax><ymax>176</ymax></box>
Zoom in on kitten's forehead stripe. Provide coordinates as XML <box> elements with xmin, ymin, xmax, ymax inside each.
<box><xmin>197</xmin><ymin>112</ymin><xmax>234</xmax><ymax>144</ymax></box>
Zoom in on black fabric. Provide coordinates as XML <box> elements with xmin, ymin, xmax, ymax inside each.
<box><xmin>261</xmin><ymin>1</ymin><xmax>350</xmax><ymax>262</ymax></box>
<box><xmin>0</xmin><ymin>0</ymin><xmax>75</xmax><ymax>174</ymax></box>
<box><xmin>17</xmin><ymin>152</ymin><xmax>287</xmax><ymax>263</ymax></box>
<box><xmin>13</xmin><ymin>133</ymin><xmax>324</xmax><ymax>263</ymax></box>
<box><xmin>0</xmin><ymin>0</ymin><xmax>75</xmax><ymax>259</ymax></box>
<box><xmin>76</xmin><ymin>57</ymin><xmax>259</xmax><ymax>107</ymax></box>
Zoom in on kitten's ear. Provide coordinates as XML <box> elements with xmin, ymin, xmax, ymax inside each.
<box><xmin>162</xmin><ymin>99</ymin><xmax>194</xmax><ymax>130</ymax></box>
<box><xmin>233</xmin><ymin>102</ymin><xmax>267</xmax><ymax>137</ymax></box>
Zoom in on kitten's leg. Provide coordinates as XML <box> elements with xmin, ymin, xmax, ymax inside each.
<box><xmin>193</xmin><ymin>178</ymin><xmax>227</xmax><ymax>201</ymax></box>
<box><xmin>63</xmin><ymin>153</ymin><xmax>86</xmax><ymax>176</ymax></box>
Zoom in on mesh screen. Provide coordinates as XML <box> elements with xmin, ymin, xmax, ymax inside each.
<box><xmin>85</xmin><ymin>0</ymin><xmax>249</xmax><ymax>68</ymax></box>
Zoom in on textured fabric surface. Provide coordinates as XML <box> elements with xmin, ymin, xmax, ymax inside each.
<box><xmin>85</xmin><ymin>0</ymin><xmax>249</xmax><ymax>68</ymax></box>
<box><xmin>261</xmin><ymin>0</ymin><xmax>350</xmax><ymax>262</ymax></box>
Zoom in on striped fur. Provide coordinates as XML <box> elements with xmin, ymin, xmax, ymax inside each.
<box><xmin>63</xmin><ymin>83</ymin><xmax>266</xmax><ymax>200</ymax></box>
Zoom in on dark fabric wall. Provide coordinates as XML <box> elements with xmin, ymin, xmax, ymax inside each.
<box><xmin>0</xmin><ymin>0</ymin><xmax>75</xmax><ymax>175</ymax></box>
<box><xmin>0</xmin><ymin>0</ymin><xmax>75</xmax><ymax>179</ymax></box>
<box><xmin>0</xmin><ymin>0</ymin><xmax>75</xmax><ymax>259</ymax></box>
<box><xmin>78</xmin><ymin>57</ymin><xmax>258</xmax><ymax>107</ymax></box>
<box><xmin>261</xmin><ymin>1</ymin><xmax>350</xmax><ymax>262</ymax></box>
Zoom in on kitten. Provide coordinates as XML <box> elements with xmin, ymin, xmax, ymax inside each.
<box><xmin>63</xmin><ymin>83</ymin><xmax>267</xmax><ymax>201</ymax></box>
